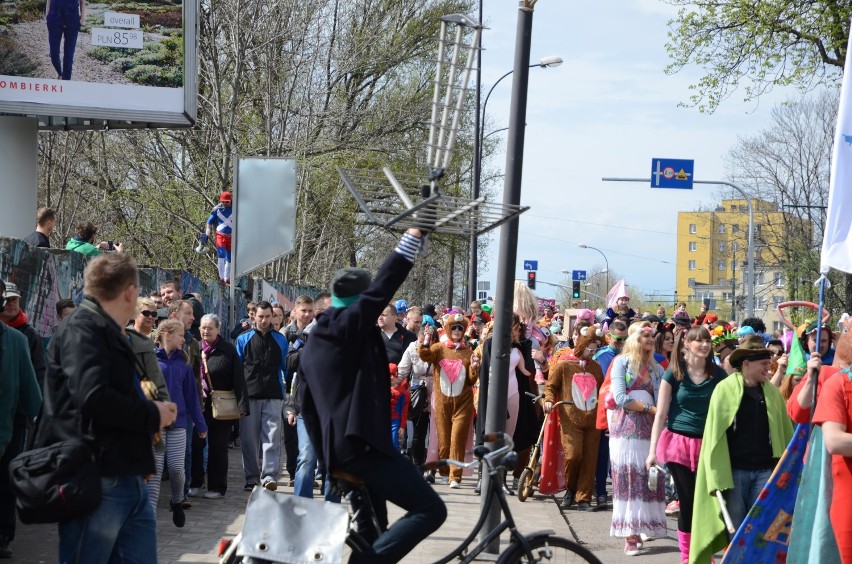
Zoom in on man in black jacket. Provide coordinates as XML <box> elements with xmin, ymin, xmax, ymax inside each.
<box><xmin>300</xmin><ymin>229</ymin><xmax>446</xmax><ymax>563</ymax></box>
<box><xmin>41</xmin><ymin>252</ymin><xmax>177</xmax><ymax>562</ymax></box>
<box><xmin>377</xmin><ymin>303</ymin><xmax>416</xmax><ymax>365</ymax></box>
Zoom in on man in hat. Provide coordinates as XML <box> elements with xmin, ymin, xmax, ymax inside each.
<box><xmin>203</xmin><ymin>191</ymin><xmax>234</xmax><ymax>285</ymax></box>
<box><xmin>690</xmin><ymin>335</ymin><xmax>793</xmax><ymax>563</ymax></box>
<box><xmin>0</xmin><ymin>279</ymin><xmax>41</xmax><ymax>559</ymax></box>
<box><xmin>299</xmin><ymin>229</ymin><xmax>447</xmax><ymax>563</ymax></box>
<box><xmin>1</xmin><ymin>282</ymin><xmax>47</xmax><ymax>389</ymax></box>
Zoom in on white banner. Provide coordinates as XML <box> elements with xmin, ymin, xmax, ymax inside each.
<box><xmin>0</xmin><ymin>77</ymin><xmax>182</xmax><ymax>113</ymax></box>
<box><xmin>821</xmin><ymin>17</ymin><xmax>852</xmax><ymax>274</ymax></box>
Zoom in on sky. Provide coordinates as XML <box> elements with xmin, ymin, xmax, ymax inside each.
<box><xmin>474</xmin><ymin>0</ymin><xmax>814</xmax><ymax>305</ymax></box>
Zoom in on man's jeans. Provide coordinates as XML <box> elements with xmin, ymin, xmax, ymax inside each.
<box><xmin>339</xmin><ymin>449</ymin><xmax>446</xmax><ymax>563</ymax></box>
<box><xmin>723</xmin><ymin>467</ymin><xmax>773</xmax><ymax>530</ymax></box>
<box><xmin>59</xmin><ymin>475</ymin><xmax>156</xmax><ymax>563</ymax></box>
<box><xmin>240</xmin><ymin>398</ymin><xmax>283</xmax><ymax>485</ymax></box>
<box><xmin>293</xmin><ymin>416</ymin><xmax>340</xmax><ymax>501</ymax></box>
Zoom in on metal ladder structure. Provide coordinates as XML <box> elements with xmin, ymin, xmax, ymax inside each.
<box><xmin>337</xmin><ymin>13</ymin><xmax>528</xmax><ymax>238</ymax></box>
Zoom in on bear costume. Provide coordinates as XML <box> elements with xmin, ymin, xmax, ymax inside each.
<box><xmin>419</xmin><ymin>313</ymin><xmax>477</xmax><ymax>484</ymax></box>
<box><xmin>544</xmin><ymin>323</ymin><xmax>607</xmax><ymax>508</ymax></box>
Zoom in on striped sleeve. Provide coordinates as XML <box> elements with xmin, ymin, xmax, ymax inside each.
<box><xmin>394</xmin><ymin>232</ymin><xmax>421</xmax><ymax>263</ymax></box>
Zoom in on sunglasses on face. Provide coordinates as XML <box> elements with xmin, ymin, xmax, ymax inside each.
<box><xmin>609</xmin><ymin>334</ymin><xmax>627</xmax><ymax>342</ymax></box>
<box><xmin>140</xmin><ymin>310</ymin><xmax>156</xmax><ymax>318</ymax></box>
<box><xmin>450</xmin><ymin>325</ymin><xmax>465</xmax><ymax>331</ymax></box>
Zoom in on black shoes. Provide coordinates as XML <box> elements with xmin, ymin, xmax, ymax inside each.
<box><xmin>0</xmin><ymin>535</ymin><xmax>12</xmax><ymax>559</ymax></box>
<box><xmin>561</xmin><ymin>490</ymin><xmax>575</xmax><ymax>508</ymax></box>
<box><xmin>170</xmin><ymin>501</ymin><xmax>185</xmax><ymax>528</ymax></box>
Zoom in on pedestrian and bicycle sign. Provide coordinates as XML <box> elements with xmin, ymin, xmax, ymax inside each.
<box><xmin>651</xmin><ymin>158</ymin><xmax>694</xmax><ymax>189</ymax></box>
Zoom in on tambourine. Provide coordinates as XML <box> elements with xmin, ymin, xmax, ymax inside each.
<box><xmin>775</xmin><ymin>301</ymin><xmax>830</xmax><ymax>330</ymax></box>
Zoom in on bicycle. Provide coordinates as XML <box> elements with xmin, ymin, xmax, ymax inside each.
<box><xmin>516</xmin><ymin>394</ymin><xmax>573</xmax><ymax>503</ymax></box>
<box><xmin>218</xmin><ymin>432</ymin><xmax>601</xmax><ymax>563</ymax></box>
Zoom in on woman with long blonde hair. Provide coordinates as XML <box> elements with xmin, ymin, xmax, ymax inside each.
<box><xmin>608</xmin><ymin>327</ymin><xmax>667</xmax><ymax>556</ymax></box>
<box><xmin>156</xmin><ymin>319</ymin><xmax>208</xmax><ymax>528</ymax></box>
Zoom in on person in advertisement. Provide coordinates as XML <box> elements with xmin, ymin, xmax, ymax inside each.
<box><xmin>45</xmin><ymin>0</ymin><xmax>86</xmax><ymax>80</ymax></box>
<box><xmin>200</xmin><ymin>191</ymin><xmax>233</xmax><ymax>285</ymax></box>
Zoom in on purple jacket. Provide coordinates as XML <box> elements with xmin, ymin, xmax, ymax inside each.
<box><xmin>156</xmin><ymin>348</ymin><xmax>207</xmax><ymax>433</ymax></box>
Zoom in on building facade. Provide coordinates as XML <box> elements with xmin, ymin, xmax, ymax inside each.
<box><xmin>675</xmin><ymin>198</ymin><xmax>811</xmax><ymax>330</ymax></box>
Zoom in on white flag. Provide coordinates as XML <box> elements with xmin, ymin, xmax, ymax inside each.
<box><xmin>820</xmin><ymin>20</ymin><xmax>852</xmax><ymax>274</ymax></box>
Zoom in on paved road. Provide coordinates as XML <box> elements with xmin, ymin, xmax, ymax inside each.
<box><xmin>10</xmin><ymin>447</ymin><xmax>680</xmax><ymax>562</ymax></box>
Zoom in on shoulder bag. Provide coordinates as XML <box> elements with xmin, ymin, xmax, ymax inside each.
<box><xmin>203</xmin><ymin>350</ymin><xmax>240</xmax><ymax>420</ymax></box>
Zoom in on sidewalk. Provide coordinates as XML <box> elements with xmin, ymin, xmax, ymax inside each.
<box><xmin>10</xmin><ymin>450</ymin><xmax>679</xmax><ymax>562</ymax></box>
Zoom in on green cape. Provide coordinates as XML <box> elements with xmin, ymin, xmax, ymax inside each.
<box><xmin>689</xmin><ymin>373</ymin><xmax>794</xmax><ymax>564</ymax></box>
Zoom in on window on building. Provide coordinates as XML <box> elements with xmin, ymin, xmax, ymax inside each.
<box><xmin>732</xmin><ymin>224</ymin><xmax>740</xmax><ymax>234</ymax></box>
<box><xmin>718</xmin><ymin>241</ymin><xmax>726</xmax><ymax>252</ymax></box>
<box><xmin>774</xmin><ymin>272</ymin><xmax>784</xmax><ymax>287</ymax></box>
<box><xmin>688</xmin><ymin>260</ymin><xmax>696</xmax><ymax>270</ymax></box>
<box><xmin>718</xmin><ymin>278</ymin><xmax>725</xmax><ymax>285</ymax></box>
<box><xmin>756</xmin><ymin>272</ymin><xmax>765</xmax><ymax>285</ymax></box>
<box><xmin>732</xmin><ymin>241</ymin><xmax>740</xmax><ymax>251</ymax></box>
<box><xmin>689</xmin><ymin>224</ymin><xmax>697</xmax><ymax>234</ymax></box>
<box><xmin>689</xmin><ymin>241</ymin><xmax>697</xmax><ymax>252</ymax></box>
<box><xmin>719</xmin><ymin>224</ymin><xmax>726</xmax><ymax>234</ymax></box>
<box><xmin>722</xmin><ymin>292</ymin><xmax>731</xmax><ymax>301</ymax></box>
<box><xmin>773</xmin><ymin>295</ymin><xmax>783</xmax><ymax>309</ymax></box>
<box><xmin>688</xmin><ymin>277</ymin><xmax>696</xmax><ymax>287</ymax></box>
<box><xmin>773</xmin><ymin>321</ymin><xmax>784</xmax><ymax>332</ymax></box>
<box><xmin>756</xmin><ymin>297</ymin><xmax>765</xmax><ymax>310</ymax></box>
<box><xmin>718</xmin><ymin>260</ymin><xmax>726</xmax><ymax>271</ymax></box>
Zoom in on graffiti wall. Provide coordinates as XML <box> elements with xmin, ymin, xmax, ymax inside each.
<box><xmin>0</xmin><ymin>237</ymin><xmax>320</xmax><ymax>340</ymax></box>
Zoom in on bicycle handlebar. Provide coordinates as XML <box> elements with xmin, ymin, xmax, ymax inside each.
<box><xmin>426</xmin><ymin>432</ymin><xmax>515</xmax><ymax>471</ymax></box>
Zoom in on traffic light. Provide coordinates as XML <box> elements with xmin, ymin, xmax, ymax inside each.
<box><xmin>527</xmin><ymin>271</ymin><xmax>536</xmax><ymax>289</ymax></box>
<box><xmin>572</xmin><ymin>280</ymin><xmax>581</xmax><ymax>299</ymax></box>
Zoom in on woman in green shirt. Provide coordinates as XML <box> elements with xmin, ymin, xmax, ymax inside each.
<box><xmin>646</xmin><ymin>325</ymin><xmax>727</xmax><ymax>564</ymax></box>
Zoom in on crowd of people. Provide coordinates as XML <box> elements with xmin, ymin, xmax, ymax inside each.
<box><xmin>3</xmin><ymin>209</ymin><xmax>852</xmax><ymax>563</ymax></box>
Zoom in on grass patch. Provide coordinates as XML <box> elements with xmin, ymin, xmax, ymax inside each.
<box><xmin>0</xmin><ymin>32</ymin><xmax>39</xmax><ymax>76</ymax></box>
<box><xmin>89</xmin><ymin>35</ymin><xmax>182</xmax><ymax>86</ymax></box>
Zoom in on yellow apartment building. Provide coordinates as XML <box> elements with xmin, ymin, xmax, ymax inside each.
<box><xmin>675</xmin><ymin>198</ymin><xmax>811</xmax><ymax>329</ymax></box>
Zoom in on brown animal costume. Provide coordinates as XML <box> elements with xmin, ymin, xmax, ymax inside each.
<box><xmin>419</xmin><ymin>313</ymin><xmax>477</xmax><ymax>483</ymax></box>
<box><xmin>544</xmin><ymin>323</ymin><xmax>606</xmax><ymax>506</ymax></box>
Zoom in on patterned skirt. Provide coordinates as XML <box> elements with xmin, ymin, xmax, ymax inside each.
<box><xmin>609</xmin><ymin>388</ymin><xmax>668</xmax><ymax>538</ymax></box>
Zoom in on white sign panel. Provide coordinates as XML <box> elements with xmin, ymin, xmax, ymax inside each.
<box><xmin>103</xmin><ymin>11</ymin><xmax>141</xmax><ymax>28</ymax></box>
<box><xmin>233</xmin><ymin>158</ymin><xmax>297</xmax><ymax>277</ymax></box>
<box><xmin>91</xmin><ymin>28</ymin><xmax>144</xmax><ymax>50</ymax></box>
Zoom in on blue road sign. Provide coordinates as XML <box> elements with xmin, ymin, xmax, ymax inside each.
<box><xmin>523</xmin><ymin>260</ymin><xmax>538</xmax><ymax>271</ymax></box>
<box><xmin>572</xmin><ymin>270</ymin><xmax>587</xmax><ymax>281</ymax></box>
<box><xmin>651</xmin><ymin>158</ymin><xmax>694</xmax><ymax>189</ymax></box>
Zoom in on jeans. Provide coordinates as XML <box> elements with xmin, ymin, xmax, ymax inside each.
<box><xmin>240</xmin><ymin>398</ymin><xmax>283</xmax><ymax>485</ymax></box>
<box><xmin>723</xmin><ymin>467</ymin><xmax>773</xmax><ymax>531</ymax></box>
<box><xmin>294</xmin><ymin>416</ymin><xmax>317</xmax><ymax>498</ymax></box>
<box><xmin>59</xmin><ymin>475</ymin><xmax>156</xmax><ymax>564</ymax></box>
<box><xmin>46</xmin><ymin>14</ymin><xmax>80</xmax><ymax>80</ymax></box>
<box><xmin>339</xmin><ymin>449</ymin><xmax>446</xmax><ymax>563</ymax></box>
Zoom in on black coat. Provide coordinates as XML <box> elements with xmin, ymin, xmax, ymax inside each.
<box><xmin>40</xmin><ymin>298</ymin><xmax>160</xmax><ymax>476</ymax></box>
<box><xmin>300</xmin><ymin>251</ymin><xmax>413</xmax><ymax>470</ymax></box>
<box><xmin>202</xmin><ymin>339</ymin><xmax>249</xmax><ymax>416</ymax></box>
<box><xmin>381</xmin><ymin>323</ymin><xmax>417</xmax><ymax>365</ymax></box>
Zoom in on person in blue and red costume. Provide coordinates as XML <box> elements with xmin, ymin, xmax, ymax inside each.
<box><xmin>201</xmin><ymin>191</ymin><xmax>234</xmax><ymax>285</ymax></box>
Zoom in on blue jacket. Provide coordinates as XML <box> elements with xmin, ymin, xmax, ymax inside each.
<box><xmin>156</xmin><ymin>348</ymin><xmax>207</xmax><ymax>432</ymax></box>
<box><xmin>236</xmin><ymin>328</ymin><xmax>288</xmax><ymax>399</ymax></box>
<box><xmin>0</xmin><ymin>325</ymin><xmax>41</xmax><ymax>457</ymax></box>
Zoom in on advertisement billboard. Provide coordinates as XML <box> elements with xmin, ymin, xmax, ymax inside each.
<box><xmin>0</xmin><ymin>0</ymin><xmax>197</xmax><ymax>127</ymax></box>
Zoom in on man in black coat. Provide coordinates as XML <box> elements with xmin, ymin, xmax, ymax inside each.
<box><xmin>300</xmin><ymin>229</ymin><xmax>446</xmax><ymax>563</ymax></box>
<box><xmin>41</xmin><ymin>252</ymin><xmax>177</xmax><ymax>562</ymax></box>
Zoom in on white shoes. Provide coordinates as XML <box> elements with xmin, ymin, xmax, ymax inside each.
<box><xmin>203</xmin><ymin>491</ymin><xmax>224</xmax><ymax>499</ymax></box>
<box><xmin>187</xmin><ymin>487</ymin><xmax>201</xmax><ymax>497</ymax></box>
<box><xmin>449</xmin><ymin>480</ymin><xmax>461</xmax><ymax>489</ymax></box>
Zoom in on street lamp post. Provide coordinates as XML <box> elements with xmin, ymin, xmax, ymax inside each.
<box><xmin>578</xmin><ymin>244</ymin><xmax>609</xmax><ymax>297</ymax></box>
<box><xmin>468</xmin><ymin>55</ymin><xmax>562</xmax><ymax>303</ymax></box>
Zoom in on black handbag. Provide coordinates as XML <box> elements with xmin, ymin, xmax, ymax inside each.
<box><xmin>408</xmin><ymin>379</ymin><xmax>428</xmax><ymax>421</ymax></box>
<box><xmin>8</xmin><ymin>437</ymin><xmax>101</xmax><ymax>524</ymax></box>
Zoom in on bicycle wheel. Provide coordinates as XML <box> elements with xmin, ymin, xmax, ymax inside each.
<box><xmin>517</xmin><ymin>468</ymin><xmax>534</xmax><ymax>502</ymax></box>
<box><xmin>498</xmin><ymin>535</ymin><xmax>602</xmax><ymax>564</ymax></box>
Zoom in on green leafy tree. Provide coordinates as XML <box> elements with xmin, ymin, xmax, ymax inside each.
<box><xmin>665</xmin><ymin>0</ymin><xmax>851</xmax><ymax>112</ymax></box>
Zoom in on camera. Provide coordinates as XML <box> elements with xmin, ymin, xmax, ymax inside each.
<box><xmin>108</xmin><ymin>240</ymin><xmax>116</xmax><ymax>250</ymax></box>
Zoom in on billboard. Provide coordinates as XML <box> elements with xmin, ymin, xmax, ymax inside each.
<box><xmin>0</xmin><ymin>0</ymin><xmax>197</xmax><ymax>127</ymax></box>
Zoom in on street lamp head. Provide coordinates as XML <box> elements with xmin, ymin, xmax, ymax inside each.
<box><xmin>538</xmin><ymin>55</ymin><xmax>563</xmax><ymax>68</ymax></box>
<box><xmin>578</xmin><ymin>243</ymin><xmax>588</xmax><ymax>249</ymax></box>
